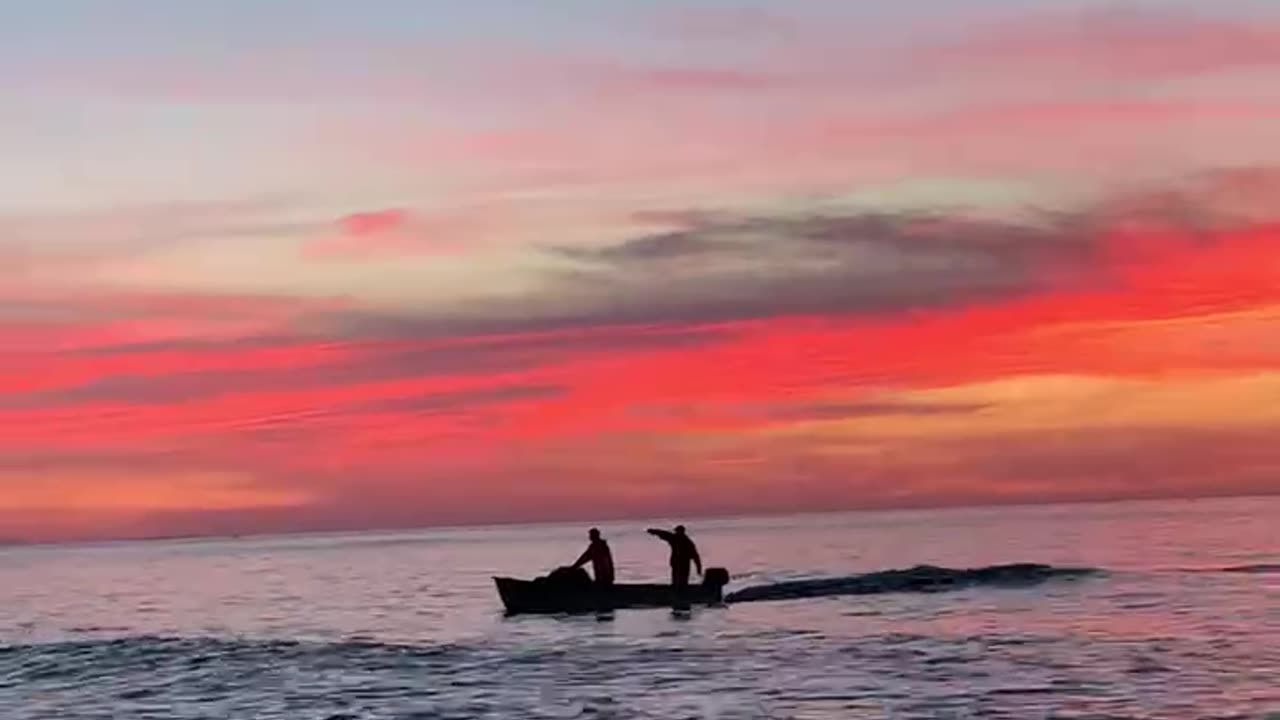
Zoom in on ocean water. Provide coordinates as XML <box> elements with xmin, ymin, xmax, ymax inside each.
<box><xmin>1</xmin><ymin>497</ymin><xmax>1277</xmax><ymax>719</ymax></box>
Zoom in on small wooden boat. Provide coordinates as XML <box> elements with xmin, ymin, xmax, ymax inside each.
<box><xmin>494</xmin><ymin>566</ymin><xmax>731</xmax><ymax>614</ymax></box>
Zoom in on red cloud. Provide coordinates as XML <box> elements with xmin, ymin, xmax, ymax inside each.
<box><xmin>385</xmin><ymin>93</ymin><xmax>1280</xmax><ymax>204</ymax></box>
<box><xmin>305</xmin><ymin>207</ymin><xmax>498</xmax><ymax>260</ymax></box>
<box><xmin>340</xmin><ymin>208</ymin><xmax>409</xmax><ymax>237</ymax></box>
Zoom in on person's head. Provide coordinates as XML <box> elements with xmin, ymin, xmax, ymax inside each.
<box><xmin>674</xmin><ymin>525</ymin><xmax>686</xmax><ymax>536</ymax></box>
<box><xmin>588</xmin><ymin>528</ymin><xmax>601</xmax><ymax>541</ymax></box>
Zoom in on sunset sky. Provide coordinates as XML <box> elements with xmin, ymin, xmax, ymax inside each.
<box><xmin>4</xmin><ymin>0</ymin><xmax>1280</xmax><ymax>541</ymax></box>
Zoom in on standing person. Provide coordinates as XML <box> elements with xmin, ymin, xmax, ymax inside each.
<box><xmin>646</xmin><ymin>525</ymin><xmax>702</xmax><ymax>590</ymax></box>
<box><xmin>571</xmin><ymin>528</ymin><xmax>615</xmax><ymax>587</ymax></box>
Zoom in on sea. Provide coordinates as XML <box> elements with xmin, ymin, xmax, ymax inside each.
<box><xmin>1</xmin><ymin>496</ymin><xmax>1277</xmax><ymax>719</ymax></box>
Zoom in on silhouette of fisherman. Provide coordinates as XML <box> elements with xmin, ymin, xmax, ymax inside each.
<box><xmin>647</xmin><ymin>525</ymin><xmax>702</xmax><ymax>591</ymax></box>
<box><xmin>571</xmin><ymin>528</ymin><xmax>615</xmax><ymax>587</ymax></box>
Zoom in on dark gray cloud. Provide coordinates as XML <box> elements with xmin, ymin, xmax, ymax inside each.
<box><xmin>755</xmin><ymin>399</ymin><xmax>990</xmax><ymax>422</ymax></box>
<box><xmin>503</xmin><ymin>163</ymin><xmax>1280</xmax><ymax>332</ymax></box>
<box><xmin>321</xmin><ymin>312</ymin><xmax>737</xmax><ymax>350</ymax></box>
<box><xmin>624</xmin><ymin>398</ymin><xmax>989</xmax><ymax>424</ymax></box>
<box><xmin>555</xmin><ymin>227</ymin><xmax>736</xmax><ymax>262</ymax></box>
<box><xmin>230</xmin><ymin>164</ymin><xmax>1280</xmax><ymax>346</ymax></box>
<box><xmin>529</xmin><ymin>208</ymin><xmax>1101</xmax><ymax>327</ymax></box>
<box><xmin>245</xmin><ymin>166</ymin><xmax>1280</xmax><ymax>339</ymax></box>
<box><xmin>557</xmin><ymin>210</ymin><xmax>1089</xmax><ymax>262</ymax></box>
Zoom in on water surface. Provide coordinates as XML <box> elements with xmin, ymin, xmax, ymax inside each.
<box><xmin>2</xmin><ymin>497</ymin><xmax>1277</xmax><ymax>718</ymax></box>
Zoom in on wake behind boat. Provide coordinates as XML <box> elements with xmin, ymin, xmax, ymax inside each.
<box><xmin>495</xmin><ymin>566</ymin><xmax>731</xmax><ymax>614</ymax></box>
<box><xmin>723</xmin><ymin>563</ymin><xmax>1098</xmax><ymax>604</ymax></box>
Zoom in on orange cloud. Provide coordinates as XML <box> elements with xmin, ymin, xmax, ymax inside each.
<box><xmin>0</xmin><ymin>469</ymin><xmax>306</xmax><ymax>514</ymax></box>
<box><xmin>0</xmin><ymin>468</ymin><xmax>309</xmax><ymax>542</ymax></box>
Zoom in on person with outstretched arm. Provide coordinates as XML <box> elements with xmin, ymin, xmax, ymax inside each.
<box><xmin>647</xmin><ymin>524</ymin><xmax>701</xmax><ymax>590</ymax></box>
<box><xmin>571</xmin><ymin>528</ymin><xmax>615</xmax><ymax>587</ymax></box>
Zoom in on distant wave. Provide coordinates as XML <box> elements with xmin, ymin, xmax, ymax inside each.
<box><xmin>1179</xmin><ymin>563</ymin><xmax>1280</xmax><ymax>575</ymax></box>
<box><xmin>0</xmin><ymin>635</ymin><xmax>476</xmax><ymax>685</ymax></box>
<box><xmin>724</xmin><ymin>563</ymin><xmax>1098</xmax><ymax>604</ymax></box>
<box><xmin>1219</xmin><ymin>563</ymin><xmax>1280</xmax><ymax>574</ymax></box>
<box><xmin>0</xmin><ymin>635</ymin><xmax>462</xmax><ymax>661</ymax></box>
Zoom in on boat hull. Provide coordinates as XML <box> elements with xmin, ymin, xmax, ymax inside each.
<box><xmin>495</xmin><ymin>567</ymin><xmax>729</xmax><ymax>614</ymax></box>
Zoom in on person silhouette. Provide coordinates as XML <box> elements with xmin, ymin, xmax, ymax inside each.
<box><xmin>646</xmin><ymin>524</ymin><xmax>702</xmax><ymax>590</ymax></box>
<box><xmin>571</xmin><ymin>528</ymin><xmax>615</xmax><ymax>588</ymax></box>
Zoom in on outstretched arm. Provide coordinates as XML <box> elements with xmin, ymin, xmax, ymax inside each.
<box><xmin>647</xmin><ymin>528</ymin><xmax>674</xmax><ymax>541</ymax></box>
<box><xmin>572</xmin><ymin>546</ymin><xmax>592</xmax><ymax>568</ymax></box>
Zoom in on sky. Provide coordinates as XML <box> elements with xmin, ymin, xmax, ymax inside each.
<box><xmin>3</xmin><ymin>0</ymin><xmax>1280</xmax><ymax>541</ymax></box>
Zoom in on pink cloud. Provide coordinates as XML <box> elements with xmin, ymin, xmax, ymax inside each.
<box><xmin>390</xmin><ymin>95</ymin><xmax>1280</xmax><ymax>204</ymax></box>
<box><xmin>304</xmin><ymin>207</ymin><xmax>497</xmax><ymax>260</ymax></box>
<box><xmin>925</xmin><ymin>6</ymin><xmax>1280</xmax><ymax>82</ymax></box>
<box><xmin>660</xmin><ymin>5</ymin><xmax>1280</xmax><ymax>87</ymax></box>
<box><xmin>639</xmin><ymin>5</ymin><xmax>1280</xmax><ymax>98</ymax></box>
<box><xmin>287</xmin><ymin>5</ymin><xmax>1280</xmax><ymax>207</ymax></box>
<box><xmin>340</xmin><ymin>208</ymin><xmax>409</xmax><ymax>237</ymax></box>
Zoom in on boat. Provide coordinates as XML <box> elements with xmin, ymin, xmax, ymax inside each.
<box><xmin>494</xmin><ymin>566</ymin><xmax>731</xmax><ymax>614</ymax></box>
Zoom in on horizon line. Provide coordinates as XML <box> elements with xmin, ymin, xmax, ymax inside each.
<box><xmin>7</xmin><ymin>489</ymin><xmax>1277</xmax><ymax>551</ymax></box>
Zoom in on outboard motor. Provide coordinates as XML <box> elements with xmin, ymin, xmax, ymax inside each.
<box><xmin>702</xmin><ymin>567</ymin><xmax>730</xmax><ymax>602</ymax></box>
